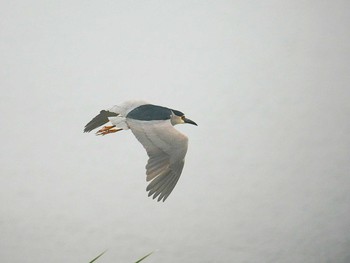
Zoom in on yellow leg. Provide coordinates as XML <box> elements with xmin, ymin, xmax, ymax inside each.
<box><xmin>96</xmin><ymin>126</ymin><xmax>123</xmax><ymax>136</ymax></box>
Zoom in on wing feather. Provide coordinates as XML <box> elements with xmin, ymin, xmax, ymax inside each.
<box><xmin>84</xmin><ymin>110</ymin><xmax>118</xmax><ymax>132</ymax></box>
<box><xmin>127</xmin><ymin>119</ymin><xmax>188</xmax><ymax>201</ymax></box>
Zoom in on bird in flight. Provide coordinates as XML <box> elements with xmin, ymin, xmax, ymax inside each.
<box><xmin>84</xmin><ymin>100</ymin><xmax>197</xmax><ymax>202</ymax></box>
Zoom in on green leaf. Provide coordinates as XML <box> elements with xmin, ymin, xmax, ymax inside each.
<box><xmin>88</xmin><ymin>250</ymin><xmax>107</xmax><ymax>263</ymax></box>
<box><xmin>134</xmin><ymin>251</ymin><xmax>154</xmax><ymax>263</ymax></box>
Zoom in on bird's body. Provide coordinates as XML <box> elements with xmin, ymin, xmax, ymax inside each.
<box><xmin>84</xmin><ymin>100</ymin><xmax>197</xmax><ymax>202</ymax></box>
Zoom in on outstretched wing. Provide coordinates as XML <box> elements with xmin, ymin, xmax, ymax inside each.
<box><xmin>127</xmin><ymin>119</ymin><xmax>188</xmax><ymax>202</ymax></box>
<box><xmin>84</xmin><ymin>110</ymin><xmax>118</xmax><ymax>132</ymax></box>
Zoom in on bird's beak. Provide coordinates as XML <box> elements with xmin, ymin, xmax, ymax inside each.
<box><xmin>184</xmin><ymin>117</ymin><xmax>198</xmax><ymax>126</ymax></box>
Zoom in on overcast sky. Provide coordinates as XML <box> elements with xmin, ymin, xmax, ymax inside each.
<box><xmin>1</xmin><ymin>1</ymin><xmax>350</xmax><ymax>262</ymax></box>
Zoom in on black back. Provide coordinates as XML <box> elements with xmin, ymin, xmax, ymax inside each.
<box><xmin>126</xmin><ymin>104</ymin><xmax>184</xmax><ymax>121</ymax></box>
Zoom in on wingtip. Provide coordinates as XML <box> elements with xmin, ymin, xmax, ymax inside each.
<box><xmin>83</xmin><ymin>127</ymin><xmax>92</xmax><ymax>133</ymax></box>
<box><xmin>147</xmin><ymin>191</ymin><xmax>167</xmax><ymax>202</ymax></box>
<box><xmin>84</xmin><ymin>110</ymin><xmax>119</xmax><ymax>134</ymax></box>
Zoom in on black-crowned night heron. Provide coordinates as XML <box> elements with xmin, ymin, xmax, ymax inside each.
<box><xmin>84</xmin><ymin>100</ymin><xmax>197</xmax><ymax>202</ymax></box>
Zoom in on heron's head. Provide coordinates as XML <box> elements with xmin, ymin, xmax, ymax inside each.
<box><xmin>170</xmin><ymin>109</ymin><xmax>197</xmax><ymax>126</ymax></box>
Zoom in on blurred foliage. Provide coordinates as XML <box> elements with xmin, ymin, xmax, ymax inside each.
<box><xmin>88</xmin><ymin>250</ymin><xmax>154</xmax><ymax>263</ymax></box>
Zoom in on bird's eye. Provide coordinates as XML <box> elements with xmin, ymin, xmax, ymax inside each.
<box><xmin>181</xmin><ymin>116</ymin><xmax>185</xmax><ymax>120</ymax></box>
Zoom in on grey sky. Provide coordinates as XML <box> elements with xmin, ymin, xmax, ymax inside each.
<box><xmin>1</xmin><ymin>1</ymin><xmax>349</xmax><ymax>262</ymax></box>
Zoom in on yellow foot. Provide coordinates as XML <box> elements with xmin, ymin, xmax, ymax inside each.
<box><xmin>96</xmin><ymin>126</ymin><xmax>122</xmax><ymax>136</ymax></box>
